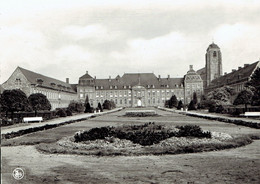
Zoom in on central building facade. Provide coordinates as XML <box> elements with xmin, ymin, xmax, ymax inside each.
<box><xmin>77</xmin><ymin>66</ymin><xmax>204</xmax><ymax>107</ymax></box>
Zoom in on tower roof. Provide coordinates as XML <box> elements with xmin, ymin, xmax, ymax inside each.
<box><xmin>207</xmin><ymin>42</ymin><xmax>220</xmax><ymax>51</ymax></box>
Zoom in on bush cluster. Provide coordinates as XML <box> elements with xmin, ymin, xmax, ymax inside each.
<box><xmin>176</xmin><ymin>125</ymin><xmax>211</xmax><ymax>138</ymax></box>
<box><xmin>74</xmin><ymin>123</ymin><xmax>211</xmax><ymax>146</ymax></box>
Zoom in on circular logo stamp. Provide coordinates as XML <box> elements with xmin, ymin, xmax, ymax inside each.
<box><xmin>12</xmin><ymin>168</ymin><xmax>24</xmax><ymax>180</ymax></box>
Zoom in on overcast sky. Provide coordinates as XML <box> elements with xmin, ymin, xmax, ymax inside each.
<box><xmin>1</xmin><ymin>0</ymin><xmax>260</xmax><ymax>84</ymax></box>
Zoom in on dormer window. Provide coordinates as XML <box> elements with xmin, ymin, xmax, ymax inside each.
<box><xmin>101</xmin><ymin>86</ymin><xmax>103</xmax><ymax>89</ymax></box>
<box><xmin>147</xmin><ymin>85</ymin><xmax>150</xmax><ymax>88</ymax></box>
<box><xmin>96</xmin><ymin>86</ymin><xmax>99</xmax><ymax>89</ymax></box>
<box><xmin>110</xmin><ymin>86</ymin><xmax>112</xmax><ymax>89</ymax></box>
<box><xmin>152</xmin><ymin>85</ymin><xmax>155</xmax><ymax>88</ymax></box>
<box><xmin>115</xmin><ymin>86</ymin><xmax>118</xmax><ymax>89</ymax></box>
<box><xmin>36</xmin><ymin>78</ymin><xmax>43</xmax><ymax>85</ymax></box>
<box><xmin>50</xmin><ymin>82</ymin><xmax>56</xmax><ymax>86</ymax></box>
<box><xmin>123</xmin><ymin>86</ymin><xmax>126</xmax><ymax>89</ymax></box>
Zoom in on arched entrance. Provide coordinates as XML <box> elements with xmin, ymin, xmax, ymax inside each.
<box><xmin>131</xmin><ymin>85</ymin><xmax>146</xmax><ymax>107</ymax></box>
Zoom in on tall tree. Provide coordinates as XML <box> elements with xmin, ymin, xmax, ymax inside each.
<box><xmin>28</xmin><ymin>93</ymin><xmax>52</xmax><ymax>116</ymax></box>
<box><xmin>168</xmin><ymin>95</ymin><xmax>178</xmax><ymax>108</ymax></box>
<box><xmin>246</xmin><ymin>67</ymin><xmax>260</xmax><ymax>106</ymax></box>
<box><xmin>177</xmin><ymin>100</ymin><xmax>184</xmax><ymax>110</ymax></box>
<box><xmin>0</xmin><ymin>89</ymin><xmax>29</xmax><ymax>118</ymax></box>
<box><xmin>233</xmin><ymin>89</ymin><xmax>254</xmax><ymax>111</ymax></box>
<box><xmin>193</xmin><ymin>92</ymin><xmax>198</xmax><ymax>105</ymax></box>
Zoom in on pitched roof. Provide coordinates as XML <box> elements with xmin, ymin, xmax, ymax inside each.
<box><xmin>79</xmin><ymin>72</ymin><xmax>93</xmax><ymax>79</ymax></box>
<box><xmin>94</xmin><ymin>73</ymin><xmax>184</xmax><ymax>90</ymax></box>
<box><xmin>208</xmin><ymin>61</ymin><xmax>259</xmax><ymax>88</ymax></box>
<box><xmin>18</xmin><ymin>67</ymin><xmax>76</xmax><ymax>93</ymax></box>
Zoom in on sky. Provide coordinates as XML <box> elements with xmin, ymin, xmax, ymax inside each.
<box><xmin>1</xmin><ymin>0</ymin><xmax>260</xmax><ymax>84</ymax></box>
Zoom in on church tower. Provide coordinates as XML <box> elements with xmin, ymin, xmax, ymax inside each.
<box><xmin>205</xmin><ymin>42</ymin><xmax>222</xmax><ymax>86</ymax></box>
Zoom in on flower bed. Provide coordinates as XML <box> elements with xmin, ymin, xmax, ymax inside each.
<box><xmin>35</xmin><ymin>123</ymin><xmax>253</xmax><ymax>156</ymax></box>
<box><xmin>124</xmin><ymin>110</ymin><xmax>158</xmax><ymax>117</ymax></box>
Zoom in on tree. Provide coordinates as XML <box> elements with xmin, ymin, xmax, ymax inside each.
<box><xmin>177</xmin><ymin>100</ymin><xmax>184</xmax><ymax>110</ymax></box>
<box><xmin>0</xmin><ymin>89</ymin><xmax>30</xmax><ymax>118</ymax></box>
<box><xmin>102</xmin><ymin>100</ymin><xmax>116</xmax><ymax>110</ymax></box>
<box><xmin>85</xmin><ymin>95</ymin><xmax>89</xmax><ymax>104</ymax></box>
<box><xmin>28</xmin><ymin>93</ymin><xmax>51</xmax><ymax>116</ymax></box>
<box><xmin>84</xmin><ymin>102</ymin><xmax>92</xmax><ymax>113</ymax></box>
<box><xmin>68</xmin><ymin>101</ymin><xmax>85</xmax><ymax>113</ymax></box>
<box><xmin>188</xmin><ymin>100</ymin><xmax>196</xmax><ymax>110</ymax></box>
<box><xmin>207</xmin><ymin>86</ymin><xmax>235</xmax><ymax>105</ymax></box>
<box><xmin>233</xmin><ymin>89</ymin><xmax>254</xmax><ymax>111</ymax></box>
<box><xmin>98</xmin><ymin>102</ymin><xmax>103</xmax><ymax>112</ymax></box>
<box><xmin>193</xmin><ymin>92</ymin><xmax>198</xmax><ymax>105</ymax></box>
<box><xmin>168</xmin><ymin>95</ymin><xmax>178</xmax><ymax>108</ymax></box>
<box><xmin>246</xmin><ymin>67</ymin><xmax>260</xmax><ymax>106</ymax></box>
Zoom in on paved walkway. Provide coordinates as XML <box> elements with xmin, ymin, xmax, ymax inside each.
<box><xmin>158</xmin><ymin>107</ymin><xmax>260</xmax><ymax>124</ymax></box>
<box><xmin>1</xmin><ymin>108</ymin><xmax>123</xmax><ymax>135</ymax></box>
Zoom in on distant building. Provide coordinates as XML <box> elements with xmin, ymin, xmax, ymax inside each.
<box><xmin>2</xmin><ymin>67</ymin><xmax>77</xmax><ymax>110</ymax></box>
<box><xmin>204</xmin><ymin>61</ymin><xmax>260</xmax><ymax>94</ymax></box>
<box><xmin>77</xmin><ymin>65</ymin><xmax>203</xmax><ymax>107</ymax></box>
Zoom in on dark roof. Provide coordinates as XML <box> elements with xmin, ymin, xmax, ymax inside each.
<box><xmin>94</xmin><ymin>73</ymin><xmax>184</xmax><ymax>90</ymax></box>
<box><xmin>79</xmin><ymin>72</ymin><xmax>93</xmax><ymax>79</ymax></box>
<box><xmin>197</xmin><ymin>67</ymin><xmax>205</xmax><ymax>75</ymax></box>
<box><xmin>208</xmin><ymin>61</ymin><xmax>259</xmax><ymax>88</ymax></box>
<box><xmin>207</xmin><ymin>43</ymin><xmax>220</xmax><ymax>51</ymax></box>
<box><xmin>18</xmin><ymin>67</ymin><xmax>76</xmax><ymax>93</ymax></box>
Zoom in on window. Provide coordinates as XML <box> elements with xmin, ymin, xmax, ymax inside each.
<box><xmin>124</xmin><ymin>99</ymin><xmax>127</xmax><ymax>104</ymax></box>
<box><xmin>213</xmin><ymin>51</ymin><xmax>217</xmax><ymax>57</ymax></box>
<box><xmin>15</xmin><ymin>78</ymin><xmax>22</xmax><ymax>85</ymax></box>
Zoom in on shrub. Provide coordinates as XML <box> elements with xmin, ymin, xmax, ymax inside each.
<box><xmin>102</xmin><ymin>100</ymin><xmax>116</xmax><ymax>110</ymax></box>
<box><xmin>177</xmin><ymin>100</ymin><xmax>184</xmax><ymax>110</ymax></box>
<box><xmin>68</xmin><ymin>101</ymin><xmax>85</xmax><ymax>113</ymax></box>
<box><xmin>98</xmin><ymin>102</ymin><xmax>103</xmax><ymax>112</ymax></box>
<box><xmin>176</xmin><ymin>125</ymin><xmax>211</xmax><ymax>138</ymax></box>
<box><xmin>56</xmin><ymin>109</ymin><xmax>67</xmax><ymax>117</ymax></box>
<box><xmin>74</xmin><ymin>123</ymin><xmax>211</xmax><ymax>146</ymax></box>
<box><xmin>66</xmin><ymin>109</ymin><xmax>72</xmax><ymax>116</ymax></box>
<box><xmin>209</xmin><ymin>104</ymin><xmax>216</xmax><ymax>112</ymax></box>
<box><xmin>215</xmin><ymin>105</ymin><xmax>227</xmax><ymax>114</ymax></box>
<box><xmin>188</xmin><ymin>100</ymin><xmax>196</xmax><ymax>110</ymax></box>
<box><xmin>84</xmin><ymin>102</ymin><xmax>93</xmax><ymax>113</ymax></box>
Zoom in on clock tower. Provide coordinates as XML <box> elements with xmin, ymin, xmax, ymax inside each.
<box><xmin>205</xmin><ymin>42</ymin><xmax>222</xmax><ymax>86</ymax></box>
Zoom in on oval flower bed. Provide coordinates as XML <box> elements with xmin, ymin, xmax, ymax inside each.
<box><xmin>37</xmin><ymin>123</ymin><xmax>252</xmax><ymax>156</ymax></box>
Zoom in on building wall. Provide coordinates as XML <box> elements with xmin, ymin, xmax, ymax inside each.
<box><xmin>2</xmin><ymin>68</ymin><xmax>77</xmax><ymax>110</ymax></box>
<box><xmin>77</xmin><ymin>86</ymin><xmax>185</xmax><ymax>108</ymax></box>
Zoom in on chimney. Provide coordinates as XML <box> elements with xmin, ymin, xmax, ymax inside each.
<box><xmin>66</xmin><ymin>78</ymin><xmax>69</xmax><ymax>84</ymax></box>
<box><xmin>232</xmin><ymin>69</ymin><xmax>236</xmax><ymax>72</ymax></box>
<box><xmin>109</xmin><ymin>76</ymin><xmax>111</xmax><ymax>82</ymax></box>
<box><xmin>244</xmin><ymin>64</ymin><xmax>249</xmax><ymax>67</ymax></box>
<box><xmin>224</xmin><ymin>72</ymin><xmax>227</xmax><ymax>75</ymax></box>
<box><xmin>189</xmin><ymin>65</ymin><xmax>193</xmax><ymax>70</ymax></box>
<box><xmin>167</xmin><ymin>75</ymin><xmax>170</xmax><ymax>80</ymax></box>
<box><xmin>158</xmin><ymin>75</ymin><xmax>161</xmax><ymax>81</ymax></box>
<box><xmin>86</xmin><ymin>71</ymin><xmax>88</xmax><ymax>74</ymax></box>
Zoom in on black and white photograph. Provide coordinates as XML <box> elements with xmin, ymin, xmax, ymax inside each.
<box><xmin>1</xmin><ymin>0</ymin><xmax>260</xmax><ymax>183</ymax></box>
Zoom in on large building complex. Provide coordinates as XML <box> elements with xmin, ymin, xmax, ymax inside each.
<box><xmin>1</xmin><ymin>43</ymin><xmax>259</xmax><ymax>109</ymax></box>
<box><xmin>77</xmin><ymin>65</ymin><xmax>203</xmax><ymax>108</ymax></box>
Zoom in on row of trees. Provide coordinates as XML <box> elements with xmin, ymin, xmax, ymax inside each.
<box><xmin>0</xmin><ymin>89</ymin><xmax>51</xmax><ymax>118</ymax></box>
